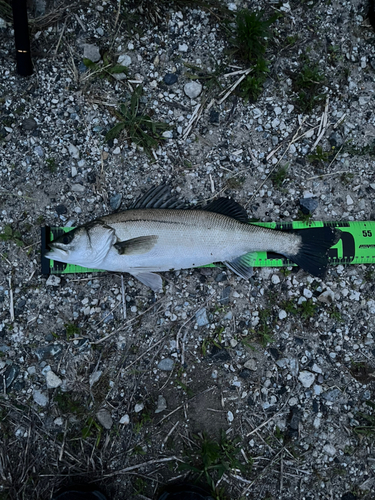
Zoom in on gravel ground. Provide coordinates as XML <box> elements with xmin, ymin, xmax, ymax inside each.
<box><xmin>1</xmin><ymin>0</ymin><xmax>375</xmax><ymax>499</ymax></box>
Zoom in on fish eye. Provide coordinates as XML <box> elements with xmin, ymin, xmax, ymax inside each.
<box><xmin>61</xmin><ymin>231</ymin><xmax>75</xmax><ymax>245</ymax></box>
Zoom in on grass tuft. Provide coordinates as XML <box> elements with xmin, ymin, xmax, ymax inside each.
<box><xmin>105</xmin><ymin>86</ymin><xmax>170</xmax><ymax>157</ymax></box>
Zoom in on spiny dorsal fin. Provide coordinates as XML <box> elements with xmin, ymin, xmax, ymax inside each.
<box><xmin>204</xmin><ymin>198</ymin><xmax>248</xmax><ymax>223</ymax></box>
<box><xmin>130</xmin><ymin>184</ymin><xmax>187</xmax><ymax>209</ymax></box>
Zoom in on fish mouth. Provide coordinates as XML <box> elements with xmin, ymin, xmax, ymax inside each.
<box><xmin>44</xmin><ymin>243</ymin><xmax>69</xmax><ymax>261</ymax></box>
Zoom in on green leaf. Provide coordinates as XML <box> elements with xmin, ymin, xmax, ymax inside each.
<box><xmin>3</xmin><ymin>225</ymin><xmax>13</xmax><ymax>236</ymax></box>
<box><xmin>83</xmin><ymin>58</ymin><xmax>97</xmax><ymax>69</ymax></box>
<box><xmin>105</xmin><ymin>122</ymin><xmax>126</xmax><ymax>141</ymax></box>
<box><xmin>108</xmin><ymin>65</ymin><xmax>129</xmax><ymax>74</ymax></box>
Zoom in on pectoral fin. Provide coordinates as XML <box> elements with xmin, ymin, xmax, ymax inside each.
<box><xmin>224</xmin><ymin>252</ymin><xmax>258</xmax><ymax>280</ymax></box>
<box><xmin>114</xmin><ymin>235</ymin><xmax>158</xmax><ymax>255</ymax></box>
<box><xmin>131</xmin><ymin>272</ymin><xmax>163</xmax><ymax>292</ymax></box>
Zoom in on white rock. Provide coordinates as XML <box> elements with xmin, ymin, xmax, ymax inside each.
<box><xmin>33</xmin><ymin>389</ymin><xmax>49</xmax><ymax>407</ymax></box>
<box><xmin>46</xmin><ymin>370</ymin><xmax>62</xmax><ymax>389</ymax></box>
<box><xmin>184</xmin><ymin>81</ymin><xmax>202</xmax><ymax>99</ymax></box>
<box><xmin>323</xmin><ymin>444</ymin><xmax>336</xmax><ymax>456</ymax></box>
<box><xmin>68</xmin><ymin>144</ymin><xmax>79</xmax><ymax>159</ymax></box>
<box><xmin>311</xmin><ymin>363</ymin><xmax>322</xmax><ymax>374</ymax></box>
<box><xmin>71</xmin><ymin>166</ymin><xmax>77</xmax><ymax>177</ymax></box>
<box><xmin>178</xmin><ymin>43</ymin><xmax>188</xmax><ymax>52</ymax></box>
<box><xmin>113</xmin><ymin>147</ymin><xmax>121</xmax><ymax>155</ymax></box>
<box><xmin>54</xmin><ymin>417</ymin><xmax>64</xmax><ymax>426</ymax></box>
<box><xmin>227</xmin><ymin>410</ymin><xmax>234</xmax><ymax>422</ymax></box>
<box><xmin>288</xmin><ymin>397</ymin><xmax>298</xmax><ymax>406</ymax></box>
<box><xmin>244</xmin><ymin>359</ymin><xmax>257</xmax><ymax>371</ymax></box>
<box><xmin>155</xmin><ymin>395</ymin><xmax>167</xmax><ymax>414</ymax></box>
<box><xmin>279</xmin><ymin>310</ymin><xmax>287</xmax><ymax>320</ymax></box>
<box><xmin>303</xmin><ymin>288</ymin><xmax>313</xmax><ymax>299</ymax></box>
<box><xmin>274</xmin><ymin>106</ymin><xmax>282</xmax><ymax>115</ymax></box>
<box><xmin>162</xmin><ymin>130</ymin><xmax>173</xmax><ymax>138</ymax></box>
<box><xmin>298</xmin><ymin>371</ymin><xmax>315</xmax><ymax>388</ymax></box>
<box><xmin>96</xmin><ymin>408</ymin><xmax>113</xmax><ymax>429</ymax></box>
<box><xmin>271</xmin><ymin>274</ymin><xmax>280</xmax><ymax>284</ymax></box>
<box><xmin>118</xmin><ymin>54</ymin><xmax>132</xmax><ymax>66</ymax></box>
<box><xmin>317</xmin><ymin>289</ymin><xmax>334</xmax><ymax>304</ymax></box>
<box><xmin>228</xmin><ymin>2</ymin><xmax>237</xmax><ymax>10</ymax></box>
<box><xmin>346</xmin><ymin>194</ymin><xmax>354</xmax><ymax>205</ymax></box>
<box><xmin>89</xmin><ymin>370</ymin><xmax>102</xmax><ymax>387</ymax></box>
<box><xmin>46</xmin><ymin>275</ymin><xmax>61</xmax><ymax>287</ymax></box>
<box><xmin>120</xmin><ymin>414</ymin><xmax>130</xmax><ymax>425</ymax></box>
<box><xmin>0</xmin><ymin>18</ymin><xmax>7</xmax><ymax>28</ymax></box>
<box><xmin>71</xmin><ymin>184</ymin><xmax>85</xmax><ymax>193</ymax></box>
<box><xmin>134</xmin><ymin>403</ymin><xmax>144</xmax><ymax>413</ymax></box>
<box><xmin>83</xmin><ymin>44</ymin><xmax>101</xmax><ymax>63</ymax></box>
<box><xmin>313</xmin><ymin>416</ymin><xmax>321</xmax><ymax>428</ymax></box>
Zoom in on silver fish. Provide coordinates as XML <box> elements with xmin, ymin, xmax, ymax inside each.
<box><xmin>45</xmin><ymin>185</ymin><xmax>340</xmax><ymax>291</ymax></box>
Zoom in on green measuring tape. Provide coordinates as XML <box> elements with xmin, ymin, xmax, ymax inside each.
<box><xmin>41</xmin><ymin>221</ymin><xmax>375</xmax><ymax>275</ymax></box>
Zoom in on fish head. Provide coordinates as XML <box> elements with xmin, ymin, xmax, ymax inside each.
<box><xmin>45</xmin><ymin>223</ymin><xmax>116</xmax><ymax>268</ymax></box>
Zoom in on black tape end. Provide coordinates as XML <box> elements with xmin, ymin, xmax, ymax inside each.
<box><xmin>41</xmin><ymin>226</ymin><xmax>51</xmax><ymax>275</ymax></box>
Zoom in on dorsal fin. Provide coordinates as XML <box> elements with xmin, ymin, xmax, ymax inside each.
<box><xmin>203</xmin><ymin>198</ymin><xmax>248</xmax><ymax>223</ymax></box>
<box><xmin>130</xmin><ymin>184</ymin><xmax>187</xmax><ymax>209</ymax></box>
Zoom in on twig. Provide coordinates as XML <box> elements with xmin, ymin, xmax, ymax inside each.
<box><xmin>311</xmin><ymin>97</ymin><xmax>329</xmax><ymax>151</ymax></box>
<box><xmin>306</xmin><ymin>169</ymin><xmax>349</xmax><ymax>181</ymax></box>
<box><xmin>280</xmin><ymin>455</ymin><xmax>284</xmax><ymax>493</ymax></box>
<box><xmin>246</xmin><ymin>396</ymin><xmax>291</xmax><ymax>437</ymax></box>
<box><xmin>121</xmin><ymin>275</ymin><xmax>126</xmax><ymax>320</ymax></box>
<box><xmin>217</xmin><ymin>68</ymin><xmax>252</xmax><ymax>105</ymax></box>
<box><xmin>54</xmin><ymin>15</ymin><xmax>68</xmax><ymax>55</ymax></box>
<box><xmin>8</xmin><ymin>277</ymin><xmax>14</xmax><ymax>322</ymax></box>
<box><xmin>162</xmin><ymin>421</ymin><xmax>180</xmax><ymax>448</ymax></box>
<box><xmin>122</xmin><ymin>336</ymin><xmax>166</xmax><ymax>372</ymax></box>
<box><xmin>101</xmin><ymin>456</ymin><xmax>182</xmax><ymax>477</ymax></box>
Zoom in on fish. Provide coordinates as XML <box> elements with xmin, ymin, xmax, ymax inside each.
<box><xmin>45</xmin><ymin>184</ymin><xmax>340</xmax><ymax>292</ymax></box>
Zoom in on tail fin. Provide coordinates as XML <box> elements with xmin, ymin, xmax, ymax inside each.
<box><xmin>285</xmin><ymin>227</ymin><xmax>341</xmax><ymax>278</ymax></box>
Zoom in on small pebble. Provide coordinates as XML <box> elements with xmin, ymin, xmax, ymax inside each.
<box><xmin>46</xmin><ymin>370</ymin><xmax>62</xmax><ymax>389</ymax></box>
<box><xmin>157</xmin><ymin>358</ymin><xmax>174</xmax><ymax>371</ymax></box>
<box><xmin>184</xmin><ymin>81</ymin><xmax>202</xmax><ymax>99</ymax></box>
<box><xmin>110</xmin><ymin>193</ymin><xmax>122</xmax><ymax>210</ymax></box>
<box><xmin>164</xmin><ymin>73</ymin><xmax>178</xmax><ymax>85</ymax></box>
<box><xmin>120</xmin><ymin>414</ymin><xmax>130</xmax><ymax>425</ymax></box>
<box><xmin>96</xmin><ymin>409</ymin><xmax>113</xmax><ymax>430</ymax></box>
<box><xmin>83</xmin><ymin>44</ymin><xmax>101</xmax><ymax>62</ymax></box>
<box><xmin>298</xmin><ymin>370</ymin><xmax>315</xmax><ymax>388</ymax></box>
<box><xmin>46</xmin><ymin>275</ymin><xmax>61</xmax><ymax>287</ymax></box>
<box><xmin>134</xmin><ymin>403</ymin><xmax>144</xmax><ymax>413</ymax></box>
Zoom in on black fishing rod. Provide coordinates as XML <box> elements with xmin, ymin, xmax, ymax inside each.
<box><xmin>12</xmin><ymin>0</ymin><xmax>33</xmax><ymax>76</ymax></box>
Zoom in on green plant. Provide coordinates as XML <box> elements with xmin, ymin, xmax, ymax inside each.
<box><xmin>105</xmin><ymin>86</ymin><xmax>170</xmax><ymax>157</ymax></box>
<box><xmin>0</xmin><ymin>224</ymin><xmax>24</xmax><ymax>247</ymax></box>
<box><xmin>45</xmin><ymin>157</ymin><xmax>57</xmax><ymax>172</ymax></box>
<box><xmin>83</xmin><ymin>52</ymin><xmax>129</xmax><ymax>80</ymax></box>
<box><xmin>299</xmin><ymin>299</ymin><xmax>316</xmax><ymax>320</ymax></box>
<box><xmin>229</xmin><ymin>9</ymin><xmax>277</xmax><ymax>101</ymax></box>
<box><xmin>353</xmin><ymin>401</ymin><xmax>375</xmax><ymax>437</ymax></box>
<box><xmin>294</xmin><ymin>60</ymin><xmax>325</xmax><ymax>113</ymax></box>
<box><xmin>180</xmin><ymin>431</ymin><xmax>250</xmax><ymax>497</ymax></box>
<box><xmin>64</xmin><ymin>323</ymin><xmax>80</xmax><ymax>340</ymax></box>
<box><xmin>256</xmin><ymin>309</ymin><xmax>274</xmax><ymax>346</ymax></box>
<box><xmin>271</xmin><ymin>164</ymin><xmax>288</xmax><ymax>188</ymax></box>
<box><xmin>307</xmin><ymin>145</ymin><xmax>331</xmax><ymax>164</ymax></box>
<box><xmin>340</xmin><ymin>172</ymin><xmax>354</xmax><ymax>185</ymax></box>
<box><xmin>82</xmin><ymin>416</ymin><xmax>102</xmax><ymax>447</ymax></box>
<box><xmin>296</xmin><ymin>209</ymin><xmax>313</xmax><ymax>223</ymax></box>
<box><xmin>233</xmin><ymin>10</ymin><xmax>276</xmax><ymax>63</ymax></box>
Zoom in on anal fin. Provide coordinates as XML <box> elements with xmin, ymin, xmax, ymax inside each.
<box><xmin>131</xmin><ymin>272</ymin><xmax>163</xmax><ymax>292</ymax></box>
<box><xmin>115</xmin><ymin>235</ymin><xmax>158</xmax><ymax>255</ymax></box>
<box><xmin>224</xmin><ymin>252</ymin><xmax>257</xmax><ymax>280</ymax></box>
